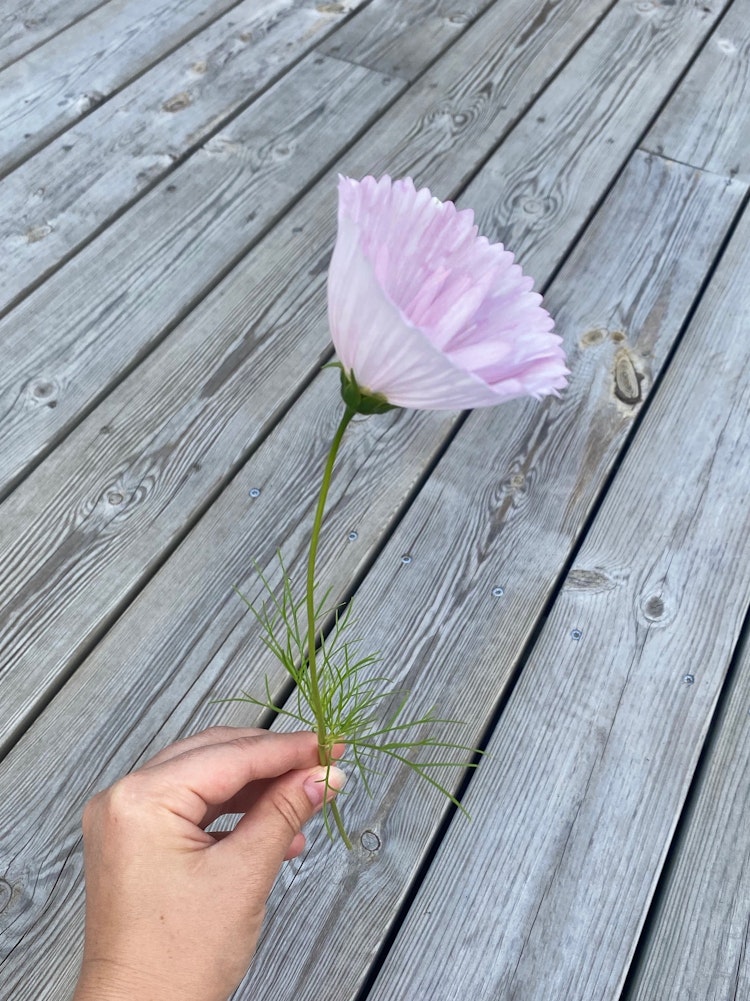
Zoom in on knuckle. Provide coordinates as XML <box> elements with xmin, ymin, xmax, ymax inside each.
<box><xmin>199</xmin><ymin>725</ymin><xmax>236</xmax><ymax>742</ymax></box>
<box><xmin>97</xmin><ymin>773</ymin><xmax>151</xmax><ymax>826</ymax></box>
<box><xmin>80</xmin><ymin>796</ymin><xmax>100</xmax><ymax>837</ymax></box>
<box><xmin>271</xmin><ymin>786</ymin><xmax>306</xmax><ymax>836</ymax></box>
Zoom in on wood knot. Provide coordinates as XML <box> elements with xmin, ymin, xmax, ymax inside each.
<box><xmin>565</xmin><ymin>568</ymin><xmax>618</xmax><ymax>592</ymax></box>
<box><xmin>26</xmin><ymin>223</ymin><xmax>52</xmax><ymax>243</ymax></box>
<box><xmin>162</xmin><ymin>92</ymin><xmax>192</xmax><ymax>113</ymax></box>
<box><xmin>29</xmin><ymin>378</ymin><xmax>59</xmax><ymax>407</ymax></box>
<box><xmin>614</xmin><ymin>349</ymin><xmax>642</xmax><ymax>405</ymax></box>
<box><xmin>0</xmin><ymin>878</ymin><xmax>13</xmax><ymax>914</ymax></box>
<box><xmin>580</xmin><ymin>328</ymin><xmax>606</xmax><ymax>347</ymax></box>
<box><xmin>643</xmin><ymin>595</ymin><xmax>665</xmax><ymax>620</ymax></box>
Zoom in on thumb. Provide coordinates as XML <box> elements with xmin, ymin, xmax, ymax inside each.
<box><xmin>222</xmin><ymin>765</ymin><xmax>347</xmax><ymax>868</ymax></box>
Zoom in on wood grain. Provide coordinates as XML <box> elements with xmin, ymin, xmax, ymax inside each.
<box><xmin>0</xmin><ymin>372</ymin><xmax>458</xmax><ymax>1000</ymax></box>
<box><xmin>363</xmin><ymin>178</ymin><xmax>750</xmax><ymax>1001</ymax></box>
<box><xmin>0</xmin><ymin>0</ymin><xmax>258</xmax><ymax>178</ymax></box>
<box><xmin>237</xmin><ymin>152</ymin><xmax>744</xmax><ymax>1001</ymax></box>
<box><xmin>643</xmin><ymin>0</ymin><xmax>750</xmax><ymax>183</ymax></box>
<box><xmin>0</xmin><ymin>0</ymin><xmax>369</xmax><ymax>314</ymax></box>
<box><xmin>0</xmin><ymin>4</ymin><xmax>745</xmax><ymax>997</ymax></box>
<box><xmin>461</xmin><ymin>0</ymin><xmax>726</xmax><ymax>284</ymax></box>
<box><xmin>318</xmin><ymin>0</ymin><xmax>492</xmax><ymax>79</ymax></box>
<box><xmin>0</xmin><ymin>51</ymin><xmax>399</xmax><ymax>497</ymax></box>
<box><xmin>0</xmin><ymin>0</ymin><xmax>702</xmax><ymax>748</ymax></box>
<box><xmin>0</xmin><ymin>0</ymin><xmax>107</xmax><ymax>69</ymax></box>
<box><xmin>8</xmin><ymin>146</ymin><xmax>736</xmax><ymax>992</ymax></box>
<box><xmin>625</xmin><ymin>630</ymin><xmax>750</xmax><ymax>1001</ymax></box>
<box><xmin>0</xmin><ymin>50</ymin><xmax>402</xmax><ymax>749</ymax></box>
<box><xmin>0</xmin><ymin>0</ymin><xmax>614</xmax><ymax>495</ymax></box>
<box><xmin>0</xmin><ymin>151</ymin><xmax>737</xmax><ymax>998</ymax></box>
<box><xmin>337</xmin><ymin>0</ymin><xmax>617</xmax><ymax>194</ymax></box>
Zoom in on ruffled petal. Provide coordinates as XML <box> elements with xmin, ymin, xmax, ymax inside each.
<box><xmin>328</xmin><ymin>175</ymin><xmax>568</xmax><ymax>410</ymax></box>
<box><xmin>328</xmin><ymin>224</ymin><xmax>551</xmax><ymax>409</ymax></box>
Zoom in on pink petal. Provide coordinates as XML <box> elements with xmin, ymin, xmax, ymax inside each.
<box><xmin>327</xmin><ymin>175</ymin><xmax>569</xmax><ymax>411</ymax></box>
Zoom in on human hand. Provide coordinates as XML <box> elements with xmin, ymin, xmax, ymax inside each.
<box><xmin>73</xmin><ymin>727</ymin><xmax>345</xmax><ymax>1001</ymax></box>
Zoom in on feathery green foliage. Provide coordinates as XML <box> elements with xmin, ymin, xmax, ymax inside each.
<box><xmin>228</xmin><ymin>400</ymin><xmax>479</xmax><ymax>847</ymax></box>
<box><xmin>229</xmin><ymin>559</ymin><xmax>480</xmax><ymax>847</ymax></box>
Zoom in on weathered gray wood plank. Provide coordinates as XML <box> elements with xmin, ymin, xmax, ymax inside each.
<box><xmin>0</xmin><ymin>50</ymin><xmax>400</xmax><ymax>498</ymax></box>
<box><xmin>0</xmin><ymin>0</ymin><xmax>662</xmax><ymax>756</ymax></box>
<box><xmin>242</xmin><ymin>154</ymin><xmax>746</xmax><ymax>1001</ymax></box>
<box><xmin>461</xmin><ymin>0</ymin><xmax>727</xmax><ymax>282</ymax></box>
<box><xmin>643</xmin><ymin>0</ymin><xmax>750</xmax><ymax>183</ymax></box>
<box><xmin>0</xmin><ymin>152</ymin><xmax>740</xmax><ymax>998</ymax></box>
<box><xmin>0</xmin><ymin>374</ymin><xmax>457</xmax><ymax>999</ymax></box>
<box><xmin>0</xmin><ymin>0</ymin><xmax>248</xmax><ymax>177</ymax></box>
<box><xmin>625</xmin><ymin>627</ymin><xmax>750</xmax><ymax>1001</ymax></box>
<box><xmin>0</xmin><ymin>0</ymin><xmax>613</xmax><ymax>494</ymax></box>
<box><xmin>363</xmin><ymin>193</ymin><xmax>750</xmax><ymax>1001</ymax></box>
<box><xmin>318</xmin><ymin>0</ymin><xmax>492</xmax><ymax>79</ymax></box>
<box><xmin>0</xmin><ymin>0</ymin><xmax>108</xmax><ymax>69</ymax></box>
<box><xmin>0</xmin><ymin>0</ymin><xmax>371</xmax><ymax>315</ymax></box>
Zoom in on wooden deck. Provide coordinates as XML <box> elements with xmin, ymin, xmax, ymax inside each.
<box><xmin>1</xmin><ymin>1</ymin><xmax>749</xmax><ymax>997</ymax></box>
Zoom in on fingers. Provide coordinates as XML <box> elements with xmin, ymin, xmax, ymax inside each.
<box><xmin>284</xmin><ymin>832</ymin><xmax>307</xmax><ymax>860</ymax></box>
<box><xmin>204</xmin><ymin>820</ymin><xmax>307</xmax><ymax>858</ymax></box>
<box><xmin>222</xmin><ymin>764</ymin><xmax>347</xmax><ymax>869</ymax></box>
<box><xmin>141</xmin><ymin>731</ymin><xmax>322</xmax><ymax>825</ymax></box>
<box><xmin>140</xmin><ymin>726</ymin><xmax>268</xmax><ymax>769</ymax></box>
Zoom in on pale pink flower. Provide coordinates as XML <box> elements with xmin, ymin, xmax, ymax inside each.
<box><xmin>327</xmin><ymin>175</ymin><xmax>568</xmax><ymax>411</ymax></box>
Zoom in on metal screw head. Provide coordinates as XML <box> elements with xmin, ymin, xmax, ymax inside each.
<box><xmin>248</xmin><ymin>488</ymin><xmax>261</xmax><ymax>498</ymax></box>
<box><xmin>492</xmin><ymin>586</ymin><xmax>505</xmax><ymax>597</ymax></box>
<box><xmin>571</xmin><ymin>628</ymin><xmax>583</xmax><ymax>641</ymax></box>
<box><xmin>683</xmin><ymin>674</ymin><xmax>695</xmax><ymax>685</ymax></box>
<box><xmin>400</xmin><ymin>554</ymin><xmax>412</xmax><ymax>564</ymax></box>
<box><xmin>348</xmin><ymin>530</ymin><xmax>358</xmax><ymax>541</ymax></box>
<box><xmin>360</xmin><ymin>830</ymin><xmax>381</xmax><ymax>852</ymax></box>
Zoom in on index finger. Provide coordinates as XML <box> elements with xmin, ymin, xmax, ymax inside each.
<box><xmin>140</xmin><ymin>726</ymin><xmax>269</xmax><ymax>769</ymax></box>
<box><xmin>140</xmin><ymin>730</ymin><xmax>321</xmax><ymax>824</ymax></box>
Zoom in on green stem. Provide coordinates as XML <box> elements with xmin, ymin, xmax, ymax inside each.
<box><xmin>306</xmin><ymin>405</ymin><xmax>355</xmax><ymax>849</ymax></box>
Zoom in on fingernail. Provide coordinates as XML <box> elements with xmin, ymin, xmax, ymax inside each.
<box><xmin>304</xmin><ymin>766</ymin><xmax>347</xmax><ymax>808</ymax></box>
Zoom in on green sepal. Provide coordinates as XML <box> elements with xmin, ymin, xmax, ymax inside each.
<box><xmin>335</xmin><ymin>365</ymin><xmax>397</xmax><ymax>416</ymax></box>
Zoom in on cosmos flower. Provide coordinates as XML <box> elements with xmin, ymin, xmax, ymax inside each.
<box><xmin>327</xmin><ymin>174</ymin><xmax>568</xmax><ymax>412</ymax></box>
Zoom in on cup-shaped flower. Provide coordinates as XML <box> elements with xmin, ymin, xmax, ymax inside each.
<box><xmin>327</xmin><ymin>175</ymin><xmax>568</xmax><ymax>412</ymax></box>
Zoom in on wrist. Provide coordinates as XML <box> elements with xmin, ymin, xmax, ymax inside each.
<box><xmin>73</xmin><ymin>959</ymin><xmax>172</xmax><ymax>1001</ymax></box>
<box><xmin>73</xmin><ymin>957</ymin><xmax>235</xmax><ymax>1001</ymax></box>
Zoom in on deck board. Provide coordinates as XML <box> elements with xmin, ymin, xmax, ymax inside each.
<box><xmin>0</xmin><ymin>149</ymin><xmax>742</xmax><ymax>997</ymax></box>
<box><xmin>317</xmin><ymin>0</ymin><xmax>494</xmax><ymax>79</ymax></box>
<box><xmin>0</xmin><ymin>381</ymin><xmax>458</xmax><ymax>1000</ymax></box>
<box><xmin>465</xmin><ymin>0</ymin><xmax>725</xmax><ymax>276</ymax></box>
<box><xmin>643</xmin><ymin>0</ymin><xmax>750</xmax><ymax>183</ymax></box>
<box><xmin>0</xmin><ymin>0</ymin><xmax>112</xmax><ymax>68</ymax></box>
<box><xmin>0</xmin><ymin>0</ymin><xmax>712</xmax><ymax>757</ymax></box>
<box><xmin>0</xmin><ymin>0</ymin><xmax>254</xmax><ymax>177</ymax></box>
<box><xmin>243</xmin><ymin>151</ymin><xmax>747</xmax><ymax>1001</ymax></box>
<box><xmin>0</xmin><ymin>0</ymin><xmax>110</xmax><ymax>69</ymax></box>
<box><xmin>0</xmin><ymin>0</ymin><xmax>611</xmax><ymax>495</ymax></box>
<box><xmin>626</xmin><ymin>626</ymin><xmax>750</xmax><ymax>1001</ymax></box>
<box><xmin>0</xmin><ymin>0</ymin><xmax>370</xmax><ymax>314</ymax></box>
<box><xmin>0</xmin><ymin>50</ymin><xmax>399</xmax><ymax>499</ymax></box>
<box><xmin>0</xmin><ymin>49</ymin><xmax>402</xmax><ymax>751</ymax></box>
<box><xmin>365</xmin><ymin>188</ymin><xmax>750</xmax><ymax>1001</ymax></box>
<box><xmin>1</xmin><ymin>1</ymin><xmax>749</xmax><ymax>999</ymax></box>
